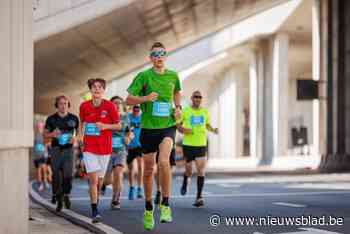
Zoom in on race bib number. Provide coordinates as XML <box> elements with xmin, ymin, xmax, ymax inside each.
<box><xmin>112</xmin><ymin>136</ymin><xmax>124</xmax><ymax>148</ymax></box>
<box><xmin>85</xmin><ymin>123</ymin><xmax>100</xmax><ymax>136</ymax></box>
<box><xmin>191</xmin><ymin>116</ymin><xmax>204</xmax><ymax>126</ymax></box>
<box><xmin>58</xmin><ymin>133</ymin><xmax>72</xmax><ymax>145</ymax></box>
<box><xmin>34</xmin><ymin>143</ymin><xmax>45</xmax><ymax>153</ymax></box>
<box><xmin>152</xmin><ymin>102</ymin><xmax>171</xmax><ymax>117</ymax></box>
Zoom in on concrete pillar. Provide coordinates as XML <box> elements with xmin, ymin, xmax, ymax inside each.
<box><xmin>216</xmin><ymin>68</ymin><xmax>244</xmax><ymax>159</ymax></box>
<box><xmin>249</xmin><ymin>52</ymin><xmax>258</xmax><ymax>158</ymax></box>
<box><xmin>312</xmin><ymin>0</ymin><xmax>321</xmax><ymax>156</ymax></box>
<box><xmin>208</xmin><ymin>82</ymin><xmax>220</xmax><ymax>160</ymax></box>
<box><xmin>260</xmin><ymin>38</ymin><xmax>275</xmax><ymax>165</ymax></box>
<box><xmin>0</xmin><ymin>1</ymin><xmax>33</xmax><ymax>234</ymax></box>
<box><xmin>218</xmin><ymin>69</ymin><xmax>237</xmax><ymax>158</ymax></box>
<box><xmin>321</xmin><ymin>0</ymin><xmax>350</xmax><ymax>171</ymax></box>
<box><xmin>249</xmin><ymin>47</ymin><xmax>265</xmax><ymax>159</ymax></box>
<box><xmin>272</xmin><ymin>34</ymin><xmax>290</xmax><ymax>157</ymax></box>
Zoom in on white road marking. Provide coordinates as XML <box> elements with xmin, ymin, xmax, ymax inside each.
<box><xmin>218</xmin><ymin>183</ymin><xmax>241</xmax><ymax>188</ymax></box>
<box><xmin>69</xmin><ymin>190</ymin><xmax>350</xmax><ymax>201</ymax></box>
<box><xmin>287</xmin><ymin>183</ymin><xmax>350</xmax><ymax>190</ymax></box>
<box><xmin>273</xmin><ymin>202</ymin><xmax>307</xmax><ymax>208</ymax></box>
<box><xmin>206</xmin><ymin>174</ymin><xmax>350</xmax><ymax>184</ymax></box>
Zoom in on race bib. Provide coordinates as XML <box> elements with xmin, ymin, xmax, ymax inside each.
<box><xmin>58</xmin><ymin>133</ymin><xmax>72</xmax><ymax>145</ymax></box>
<box><xmin>34</xmin><ymin>143</ymin><xmax>45</xmax><ymax>153</ymax></box>
<box><xmin>152</xmin><ymin>102</ymin><xmax>171</xmax><ymax>117</ymax></box>
<box><xmin>85</xmin><ymin>123</ymin><xmax>100</xmax><ymax>136</ymax></box>
<box><xmin>112</xmin><ymin>136</ymin><xmax>124</xmax><ymax>148</ymax></box>
<box><xmin>191</xmin><ymin>116</ymin><xmax>204</xmax><ymax>126</ymax></box>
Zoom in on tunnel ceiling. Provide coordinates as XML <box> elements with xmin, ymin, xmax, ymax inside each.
<box><xmin>34</xmin><ymin>0</ymin><xmax>287</xmax><ymax>100</ymax></box>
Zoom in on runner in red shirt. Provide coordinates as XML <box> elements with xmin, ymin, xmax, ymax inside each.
<box><xmin>79</xmin><ymin>78</ymin><xmax>120</xmax><ymax>223</ymax></box>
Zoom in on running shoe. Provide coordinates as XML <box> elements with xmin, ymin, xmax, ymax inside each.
<box><xmin>137</xmin><ymin>187</ymin><xmax>143</xmax><ymax>199</ymax></box>
<box><xmin>192</xmin><ymin>197</ymin><xmax>204</xmax><ymax>208</ymax></box>
<box><xmin>111</xmin><ymin>200</ymin><xmax>121</xmax><ymax>210</ymax></box>
<box><xmin>64</xmin><ymin>195</ymin><xmax>71</xmax><ymax>209</ymax></box>
<box><xmin>160</xmin><ymin>205</ymin><xmax>173</xmax><ymax>223</ymax></box>
<box><xmin>143</xmin><ymin>209</ymin><xmax>155</xmax><ymax>230</ymax></box>
<box><xmin>56</xmin><ymin>199</ymin><xmax>63</xmax><ymax>212</ymax></box>
<box><xmin>92</xmin><ymin>209</ymin><xmax>102</xmax><ymax>223</ymax></box>
<box><xmin>51</xmin><ymin>195</ymin><xmax>56</xmax><ymax>204</ymax></box>
<box><xmin>180</xmin><ymin>182</ymin><xmax>187</xmax><ymax>196</ymax></box>
<box><xmin>128</xmin><ymin>187</ymin><xmax>135</xmax><ymax>200</ymax></box>
<box><xmin>38</xmin><ymin>183</ymin><xmax>44</xmax><ymax>192</ymax></box>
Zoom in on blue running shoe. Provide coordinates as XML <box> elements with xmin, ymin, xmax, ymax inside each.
<box><xmin>137</xmin><ymin>187</ymin><xmax>144</xmax><ymax>199</ymax></box>
<box><xmin>128</xmin><ymin>187</ymin><xmax>135</xmax><ymax>200</ymax></box>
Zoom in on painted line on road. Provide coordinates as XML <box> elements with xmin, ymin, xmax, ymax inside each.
<box><xmin>30</xmin><ymin>181</ymin><xmax>123</xmax><ymax>234</ymax></box>
<box><xmin>68</xmin><ymin>190</ymin><xmax>350</xmax><ymax>201</ymax></box>
<box><xmin>273</xmin><ymin>202</ymin><xmax>307</xmax><ymax>208</ymax></box>
<box><xmin>218</xmin><ymin>183</ymin><xmax>241</xmax><ymax>188</ymax></box>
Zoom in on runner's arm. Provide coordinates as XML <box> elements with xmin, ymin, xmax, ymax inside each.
<box><xmin>177</xmin><ymin>124</ymin><xmax>192</xmax><ymax>135</ymax></box>
<box><xmin>126</xmin><ymin>95</ymin><xmax>148</xmax><ymax>105</ymax></box>
<box><xmin>206</xmin><ymin>124</ymin><xmax>218</xmax><ymax>134</ymax></box>
<box><xmin>126</xmin><ymin>93</ymin><xmax>157</xmax><ymax>105</ymax></box>
<box><xmin>174</xmin><ymin>91</ymin><xmax>181</xmax><ymax>108</ymax></box>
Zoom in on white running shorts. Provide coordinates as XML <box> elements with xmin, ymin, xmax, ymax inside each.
<box><xmin>83</xmin><ymin>152</ymin><xmax>111</xmax><ymax>178</ymax></box>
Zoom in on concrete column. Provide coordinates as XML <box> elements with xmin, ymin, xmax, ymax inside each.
<box><xmin>208</xmin><ymin>82</ymin><xmax>220</xmax><ymax>160</ymax></box>
<box><xmin>0</xmin><ymin>1</ymin><xmax>33</xmax><ymax>234</ymax></box>
<box><xmin>218</xmin><ymin>69</ymin><xmax>237</xmax><ymax>158</ymax></box>
<box><xmin>260</xmin><ymin>38</ymin><xmax>275</xmax><ymax>165</ymax></box>
<box><xmin>321</xmin><ymin>0</ymin><xmax>350</xmax><ymax>171</ymax></box>
<box><xmin>249</xmin><ymin>48</ymin><xmax>265</xmax><ymax>159</ymax></box>
<box><xmin>249</xmin><ymin>52</ymin><xmax>258</xmax><ymax>158</ymax></box>
<box><xmin>312</xmin><ymin>0</ymin><xmax>321</xmax><ymax>156</ymax></box>
<box><xmin>272</xmin><ymin>34</ymin><xmax>289</xmax><ymax>157</ymax></box>
<box><xmin>216</xmin><ymin>67</ymin><xmax>244</xmax><ymax>159</ymax></box>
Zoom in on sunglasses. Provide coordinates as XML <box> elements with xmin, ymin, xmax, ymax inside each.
<box><xmin>193</xmin><ymin>95</ymin><xmax>202</xmax><ymax>99</ymax></box>
<box><xmin>113</xmin><ymin>101</ymin><xmax>123</xmax><ymax>105</ymax></box>
<box><xmin>150</xmin><ymin>50</ymin><xmax>166</xmax><ymax>59</ymax></box>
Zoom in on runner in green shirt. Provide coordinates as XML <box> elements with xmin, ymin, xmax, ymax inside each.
<box><xmin>126</xmin><ymin>42</ymin><xmax>182</xmax><ymax>230</ymax></box>
<box><xmin>178</xmin><ymin>90</ymin><xmax>218</xmax><ymax>207</ymax></box>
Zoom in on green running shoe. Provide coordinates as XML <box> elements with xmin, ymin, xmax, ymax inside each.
<box><xmin>160</xmin><ymin>205</ymin><xmax>173</xmax><ymax>223</ymax></box>
<box><xmin>143</xmin><ymin>209</ymin><xmax>155</xmax><ymax>230</ymax></box>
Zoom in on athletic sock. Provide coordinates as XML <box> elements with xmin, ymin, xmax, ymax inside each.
<box><xmin>145</xmin><ymin>201</ymin><xmax>153</xmax><ymax>211</ymax></box>
<box><xmin>183</xmin><ymin>175</ymin><xmax>188</xmax><ymax>187</ymax></box>
<box><xmin>161</xmin><ymin>197</ymin><xmax>169</xmax><ymax>207</ymax></box>
<box><xmin>91</xmin><ymin>203</ymin><xmax>97</xmax><ymax>212</ymax></box>
<box><xmin>197</xmin><ymin>176</ymin><xmax>205</xmax><ymax>199</ymax></box>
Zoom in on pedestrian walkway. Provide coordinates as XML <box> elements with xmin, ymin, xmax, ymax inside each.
<box><xmin>29</xmin><ymin>200</ymin><xmax>92</xmax><ymax>234</ymax></box>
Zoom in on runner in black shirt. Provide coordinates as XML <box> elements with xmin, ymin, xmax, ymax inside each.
<box><xmin>44</xmin><ymin>95</ymin><xmax>79</xmax><ymax>212</ymax></box>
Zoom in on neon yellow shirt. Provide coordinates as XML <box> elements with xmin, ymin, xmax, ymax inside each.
<box><xmin>182</xmin><ymin>106</ymin><xmax>209</xmax><ymax>147</ymax></box>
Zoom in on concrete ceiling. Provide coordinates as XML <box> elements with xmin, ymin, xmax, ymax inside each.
<box><xmin>34</xmin><ymin>0</ymin><xmax>287</xmax><ymax>105</ymax></box>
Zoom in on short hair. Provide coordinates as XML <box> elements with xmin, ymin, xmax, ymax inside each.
<box><xmin>87</xmin><ymin>78</ymin><xmax>106</xmax><ymax>90</ymax></box>
<box><xmin>110</xmin><ymin>96</ymin><xmax>123</xmax><ymax>102</ymax></box>
<box><xmin>54</xmin><ymin>95</ymin><xmax>70</xmax><ymax>108</ymax></box>
<box><xmin>150</xmin><ymin>42</ymin><xmax>165</xmax><ymax>50</ymax></box>
<box><xmin>192</xmin><ymin>90</ymin><xmax>202</xmax><ymax>96</ymax></box>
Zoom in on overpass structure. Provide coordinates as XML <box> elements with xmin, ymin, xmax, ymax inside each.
<box><xmin>1</xmin><ymin>0</ymin><xmax>349</xmax><ymax>233</ymax></box>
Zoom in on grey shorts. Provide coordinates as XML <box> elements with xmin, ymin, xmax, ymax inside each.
<box><xmin>107</xmin><ymin>150</ymin><xmax>127</xmax><ymax>172</ymax></box>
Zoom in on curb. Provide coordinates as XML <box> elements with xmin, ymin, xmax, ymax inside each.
<box><xmin>29</xmin><ymin>181</ymin><xmax>123</xmax><ymax>234</ymax></box>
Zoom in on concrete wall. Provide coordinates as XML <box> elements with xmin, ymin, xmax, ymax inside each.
<box><xmin>0</xmin><ymin>1</ymin><xmax>33</xmax><ymax>233</ymax></box>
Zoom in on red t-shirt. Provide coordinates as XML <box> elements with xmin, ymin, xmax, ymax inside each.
<box><xmin>79</xmin><ymin>99</ymin><xmax>120</xmax><ymax>155</ymax></box>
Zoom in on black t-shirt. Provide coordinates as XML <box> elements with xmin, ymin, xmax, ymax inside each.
<box><xmin>45</xmin><ymin>112</ymin><xmax>79</xmax><ymax>148</ymax></box>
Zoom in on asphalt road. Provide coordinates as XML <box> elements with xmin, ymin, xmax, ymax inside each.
<box><xmin>36</xmin><ymin>174</ymin><xmax>350</xmax><ymax>234</ymax></box>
